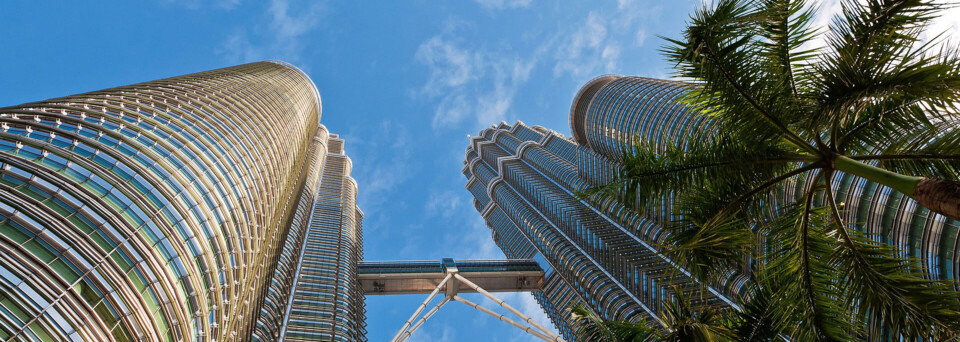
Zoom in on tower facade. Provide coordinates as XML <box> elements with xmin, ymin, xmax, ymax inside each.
<box><xmin>0</xmin><ymin>61</ymin><xmax>365</xmax><ymax>342</ymax></box>
<box><xmin>463</xmin><ymin>121</ymin><xmax>731</xmax><ymax>340</ymax></box>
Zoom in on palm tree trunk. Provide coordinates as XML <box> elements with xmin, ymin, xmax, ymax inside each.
<box><xmin>834</xmin><ymin>156</ymin><xmax>960</xmax><ymax>221</ymax></box>
<box><xmin>913</xmin><ymin>178</ymin><xmax>960</xmax><ymax>221</ymax></box>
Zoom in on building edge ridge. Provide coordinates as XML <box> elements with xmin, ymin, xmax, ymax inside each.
<box><xmin>265</xmin><ymin>60</ymin><xmax>323</xmax><ymax>124</ymax></box>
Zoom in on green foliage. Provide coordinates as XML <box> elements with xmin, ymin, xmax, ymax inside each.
<box><xmin>570</xmin><ymin>294</ymin><xmax>736</xmax><ymax>342</ymax></box>
<box><xmin>583</xmin><ymin>0</ymin><xmax>960</xmax><ymax>340</ymax></box>
<box><xmin>571</xmin><ymin>304</ymin><xmax>657</xmax><ymax>342</ymax></box>
<box><xmin>657</xmin><ymin>290</ymin><xmax>736</xmax><ymax>342</ymax></box>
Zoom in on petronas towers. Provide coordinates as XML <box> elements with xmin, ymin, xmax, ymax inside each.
<box><xmin>0</xmin><ymin>61</ymin><xmax>956</xmax><ymax>342</ymax></box>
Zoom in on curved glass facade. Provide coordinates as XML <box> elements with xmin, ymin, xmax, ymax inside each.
<box><xmin>570</xmin><ymin>75</ymin><xmax>959</xmax><ymax>282</ymax></box>
<box><xmin>0</xmin><ymin>61</ymin><xmax>365</xmax><ymax>342</ymax></box>
<box><xmin>463</xmin><ymin>121</ymin><xmax>731</xmax><ymax>341</ymax></box>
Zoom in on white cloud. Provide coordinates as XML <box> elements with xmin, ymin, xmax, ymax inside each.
<box><xmin>552</xmin><ymin>4</ymin><xmax>657</xmax><ymax>79</ymax></box>
<box><xmin>220</xmin><ymin>32</ymin><xmax>265</xmax><ymax>62</ymax></box>
<box><xmin>553</xmin><ymin>12</ymin><xmax>612</xmax><ymax>78</ymax></box>
<box><xmin>432</xmin><ymin>93</ymin><xmax>472</xmax><ymax>128</ymax></box>
<box><xmin>473</xmin><ymin>0</ymin><xmax>532</xmax><ymax>10</ymax></box>
<box><xmin>601</xmin><ymin>43</ymin><xmax>621</xmax><ymax>71</ymax></box>
<box><xmin>406</xmin><ymin>324</ymin><xmax>455</xmax><ymax>342</ymax></box>
<box><xmin>635</xmin><ymin>28</ymin><xmax>648</xmax><ymax>47</ymax></box>
<box><xmin>425</xmin><ymin>190</ymin><xmax>463</xmax><ymax>217</ymax></box>
<box><xmin>415</xmin><ymin>36</ymin><xmax>537</xmax><ymax>130</ymax></box>
<box><xmin>351</xmin><ymin>120</ymin><xmax>413</xmax><ymax>219</ymax></box>
<box><xmin>417</xmin><ymin>3</ymin><xmax>658</xmax><ymax>130</ymax></box>
<box><xmin>463</xmin><ymin>218</ymin><xmax>502</xmax><ymax>260</ymax></box>
<box><xmin>269</xmin><ymin>0</ymin><xmax>324</xmax><ymax>44</ymax></box>
<box><xmin>218</xmin><ymin>0</ymin><xmax>326</xmax><ymax>65</ymax></box>
<box><xmin>417</xmin><ymin>37</ymin><xmax>482</xmax><ymax>96</ymax></box>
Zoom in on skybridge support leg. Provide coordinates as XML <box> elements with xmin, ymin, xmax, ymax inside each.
<box><xmin>396</xmin><ymin>297</ymin><xmax>450</xmax><ymax>342</ymax></box>
<box><xmin>453</xmin><ymin>274</ymin><xmax>563</xmax><ymax>341</ymax></box>
<box><xmin>453</xmin><ymin>295</ymin><xmax>556</xmax><ymax>342</ymax></box>
<box><xmin>390</xmin><ymin>273</ymin><xmax>452</xmax><ymax>342</ymax></box>
<box><xmin>391</xmin><ymin>271</ymin><xmax>564</xmax><ymax>342</ymax></box>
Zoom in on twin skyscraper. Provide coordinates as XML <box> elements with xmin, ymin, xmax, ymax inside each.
<box><xmin>0</xmin><ymin>62</ymin><xmax>363</xmax><ymax>342</ymax></box>
<box><xmin>0</xmin><ymin>63</ymin><xmax>955</xmax><ymax>341</ymax></box>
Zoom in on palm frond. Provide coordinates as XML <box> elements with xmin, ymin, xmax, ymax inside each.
<box><xmin>828</xmin><ymin>48</ymin><xmax>960</xmax><ymax>151</ymax></box>
<box><xmin>662</xmin><ymin>215</ymin><xmax>755</xmax><ymax>281</ymax></box>
<box><xmin>762</xmin><ymin>181</ymin><xmax>857</xmax><ymax>340</ymax></box>
<box><xmin>664</xmin><ymin>0</ymin><xmax>817</xmax><ymax>152</ymax></box>
<box><xmin>582</xmin><ymin>128</ymin><xmax>804</xmax><ymax>213</ymax></box>
<box><xmin>730</xmin><ymin>273</ymin><xmax>784</xmax><ymax>342</ymax></box>
<box><xmin>571</xmin><ymin>303</ymin><xmax>619</xmax><ymax>341</ymax></box>
<box><xmin>852</xmin><ymin>118</ymin><xmax>960</xmax><ymax>179</ymax></box>
<box><xmin>658</xmin><ymin>288</ymin><xmax>736</xmax><ymax>342</ymax></box>
<box><xmin>824</xmin><ymin>175</ymin><xmax>960</xmax><ymax>340</ymax></box>
<box><xmin>831</xmin><ymin>227</ymin><xmax>960</xmax><ymax>340</ymax></box>
<box><xmin>571</xmin><ymin>304</ymin><xmax>656</xmax><ymax>342</ymax></box>
<box><xmin>815</xmin><ymin>0</ymin><xmax>959</xmax><ymax>144</ymax></box>
<box><xmin>757</xmin><ymin>0</ymin><xmax>820</xmax><ymax>124</ymax></box>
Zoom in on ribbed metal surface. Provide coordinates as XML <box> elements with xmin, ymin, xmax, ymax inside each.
<box><xmin>463</xmin><ymin>121</ymin><xmax>730</xmax><ymax>341</ymax></box>
<box><xmin>0</xmin><ymin>61</ymin><xmax>368</xmax><ymax>342</ymax></box>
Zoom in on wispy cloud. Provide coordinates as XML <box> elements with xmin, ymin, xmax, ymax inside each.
<box><xmin>418</xmin><ymin>37</ymin><xmax>482</xmax><ymax>96</ymax></box>
<box><xmin>635</xmin><ymin>28</ymin><xmax>648</xmax><ymax>47</ymax></box>
<box><xmin>552</xmin><ymin>3</ymin><xmax>659</xmax><ymax>79</ymax></box>
<box><xmin>473</xmin><ymin>0</ymin><xmax>532</xmax><ymax>11</ymax></box>
<box><xmin>406</xmin><ymin>324</ymin><xmax>454</xmax><ymax>342</ymax></box>
<box><xmin>218</xmin><ymin>0</ymin><xmax>326</xmax><ymax>65</ymax></box>
<box><xmin>462</xmin><ymin>218</ymin><xmax>503</xmax><ymax>260</ymax></box>
<box><xmin>415</xmin><ymin>34</ymin><xmax>537</xmax><ymax>130</ymax></box>
<box><xmin>487</xmin><ymin>292</ymin><xmax>558</xmax><ymax>341</ymax></box>
<box><xmin>553</xmin><ymin>12</ymin><xmax>610</xmax><ymax>78</ymax></box>
<box><xmin>349</xmin><ymin>119</ymin><xmax>414</xmax><ymax>226</ymax></box>
<box><xmin>424</xmin><ymin>190</ymin><xmax>463</xmax><ymax>217</ymax></box>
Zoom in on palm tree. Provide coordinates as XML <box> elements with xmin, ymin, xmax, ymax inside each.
<box><xmin>571</xmin><ymin>282</ymin><xmax>783</xmax><ymax>342</ymax></box>
<box><xmin>570</xmin><ymin>289</ymin><xmax>736</xmax><ymax>342</ymax></box>
<box><xmin>588</xmin><ymin>0</ymin><xmax>960</xmax><ymax>340</ymax></box>
<box><xmin>655</xmin><ymin>289</ymin><xmax>736</xmax><ymax>342</ymax></box>
<box><xmin>570</xmin><ymin>304</ymin><xmax>657</xmax><ymax>341</ymax></box>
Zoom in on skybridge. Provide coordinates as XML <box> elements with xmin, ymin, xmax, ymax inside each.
<box><xmin>359</xmin><ymin>258</ymin><xmax>544</xmax><ymax>295</ymax></box>
<box><xmin>359</xmin><ymin>258</ymin><xmax>563</xmax><ymax>342</ymax></box>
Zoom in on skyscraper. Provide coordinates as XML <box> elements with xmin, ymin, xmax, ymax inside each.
<box><xmin>464</xmin><ymin>75</ymin><xmax>960</xmax><ymax>339</ymax></box>
<box><xmin>463</xmin><ymin>121</ymin><xmax>732</xmax><ymax>340</ymax></box>
<box><xmin>0</xmin><ymin>61</ymin><xmax>364</xmax><ymax>342</ymax></box>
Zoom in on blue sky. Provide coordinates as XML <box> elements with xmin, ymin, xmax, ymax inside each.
<box><xmin>8</xmin><ymin>1</ymin><xmax>958</xmax><ymax>341</ymax></box>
